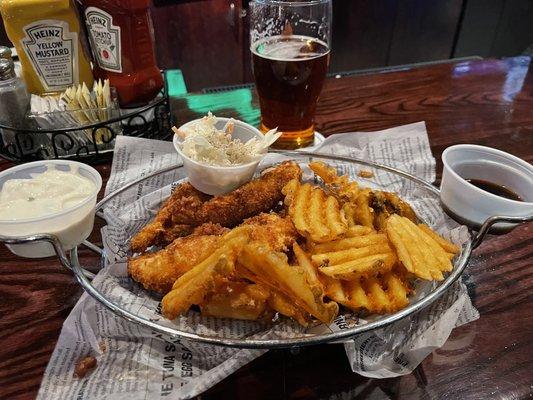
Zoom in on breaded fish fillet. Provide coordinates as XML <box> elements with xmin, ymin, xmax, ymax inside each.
<box><xmin>128</xmin><ymin>213</ymin><xmax>298</xmax><ymax>294</ymax></box>
<box><xmin>128</xmin><ymin>228</ymin><xmax>228</xmax><ymax>294</ymax></box>
<box><xmin>169</xmin><ymin>161</ymin><xmax>302</xmax><ymax>226</ymax></box>
<box><xmin>130</xmin><ymin>182</ymin><xmax>210</xmax><ymax>253</ymax></box>
<box><xmin>130</xmin><ymin>161</ymin><xmax>302</xmax><ymax>252</ymax></box>
<box><xmin>243</xmin><ymin>213</ymin><xmax>298</xmax><ymax>252</ymax></box>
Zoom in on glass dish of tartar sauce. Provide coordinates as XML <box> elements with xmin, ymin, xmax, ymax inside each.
<box><xmin>0</xmin><ymin>160</ymin><xmax>102</xmax><ymax>258</ymax></box>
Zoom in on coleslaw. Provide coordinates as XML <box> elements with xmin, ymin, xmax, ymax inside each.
<box><xmin>172</xmin><ymin>113</ymin><xmax>281</xmax><ymax>166</ymax></box>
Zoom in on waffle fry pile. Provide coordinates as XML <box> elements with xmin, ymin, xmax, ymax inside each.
<box><xmin>130</xmin><ymin>161</ymin><xmax>461</xmax><ymax>326</ymax></box>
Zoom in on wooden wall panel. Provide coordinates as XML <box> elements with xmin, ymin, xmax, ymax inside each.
<box><xmin>241</xmin><ymin>1</ymin><xmax>253</xmax><ymax>84</ymax></box>
<box><xmin>388</xmin><ymin>0</ymin><xmax>464</xmax><ymax>65</ymax></box>
<box><xmin>151</xmin><ymin>0</ymin><xmax>245</xmax><ymax>91</ymax></box>
<box><xmin>454</xmin><ymin>0</ymin><xmax>533</xmax><ymax>59</ymax></box>
<box><xmin>490</xmin><ymin>0</ymin><xmax>533</xmax><ymax>57</ymax></box>
<box><xmin>330</xmin><ymin>0</ymin><xmax>398</xmax><ymax>72</ymax></box>
<box><xmin>453</xmin><ymin>0</ymin><xmax>504</xmax><ymax>58</ymax></box>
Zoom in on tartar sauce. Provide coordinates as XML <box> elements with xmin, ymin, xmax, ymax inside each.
<box><xmin>0</xmin><ymin>166</ymin><xmax>96</xmax><ymax>220</ymax></box>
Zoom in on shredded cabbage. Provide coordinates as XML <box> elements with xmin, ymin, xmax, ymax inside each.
<box><xmin>174</xmin><ymin>112</ymin><xmax>281</xmax><ymax>166</ymax></box>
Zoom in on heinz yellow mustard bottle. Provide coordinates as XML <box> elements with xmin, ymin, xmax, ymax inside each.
<box><xmin>0</xmin><ymin>0</ymin><xmax>94</xmax><ymax>94</ymax></box>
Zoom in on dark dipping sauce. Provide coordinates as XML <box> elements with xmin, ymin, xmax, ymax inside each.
<box><xmin>466</xmin><ymin>179</ymin><xmax>523</xmax><ymax>201</ymax></box>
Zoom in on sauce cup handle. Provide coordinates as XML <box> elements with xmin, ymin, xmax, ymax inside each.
<box><xmin>471</xmin><ymin>214</ymin><xmax>533</xmax><ymax>249</ymax></box>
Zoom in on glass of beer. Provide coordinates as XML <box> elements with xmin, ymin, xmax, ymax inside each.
<box><xmin>250</xmin><ymin>0</ymin><xmax>332</xmax><ymax>149</ymax></box>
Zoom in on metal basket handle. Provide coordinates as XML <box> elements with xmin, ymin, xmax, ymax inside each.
<box><xmin>471</xmin><ymin>214</ymin><xmax>533</xmax><ymax>249</ymax></box>
<box><xmin>0</xmin><ymin>233</ymin><xmax>95</xmax><ymax>279</ymax></box>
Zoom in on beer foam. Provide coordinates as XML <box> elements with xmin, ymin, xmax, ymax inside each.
<box><xmin>252</xmin><ymin>35</ymin><xmax>329</xmax><ymax>61</ymax></box>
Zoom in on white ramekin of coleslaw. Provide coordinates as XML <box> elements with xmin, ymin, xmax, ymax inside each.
<box><xmin>172</xmin><ymin>113</ymin><xmax>280</xmax><ymax>195</ymax></box>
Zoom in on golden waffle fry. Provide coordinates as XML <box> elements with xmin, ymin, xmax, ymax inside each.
<box><xmin>309</xmin><ymin>161</ymin><xmax>361</xmax><ymax>202</ymax></box>
<box><xmin>351</xmin><ymin>189</ymin><xmax>374</xmax><ymax>228</ymax></box>
<box><xmin>310</xmin><ymin>232</ymin><xmax>388</xmax><ymax>254</ymax></box>
<box><xmin>308</xmin><ymin>161</ymin><xmax>342</xmax><ymax>185</ymax></box>
<box><xmin>345</xmin><ymin>225</ymin><xmax>375</xmax><ymax>237</ymax></box>
<box><xmin>344</xmin><ymin>272</ymin><xmax>411</xmax><ymax>313</ymax></box>
<box><xmin>318</xmin><ymin>252</ymin><xmax>397</xmax><ymax>280</ymax></box>
<box><xmin>283</xmin><ymin>179</ymin><xmax>348</xmax><ymax>243</ymax></box>
<box><xmin>342</xmin><ymin>203</ymin><xmax>357</xmax><ymax>227</ymax></box>
<box><xmin>282</xmin><ymin>178</ymin><xmax>299</xmax><ymax>206</ymax></box>
<box><xmin>267</xmin><ymin>290</ymin><xmax>311</xmax><ymax>326</ymax></box>
<box><xmin>161</xmin><ymin>232</ymin><xmax>248</xmax><ymax>319</ymax></box>
<box><xmin>325</xmin><ymin>195</ymin><xmax>348</xmax><ymax>238</ymax></box>
<box><xmin>312</xmin><ymin>243</ymin><xmax>392</xmax><ymax>265</ymax></box>
<box><xmin>386</xmin><ymin>215</ymin><xmax>453</xmax><ymax>281</ymax></box>
<box><xmin>310</xmin><ymin>227</ymin><xmax>396</xmax><ymax>280</ymax></box>
<box><xmin>418</xmin><ymin>224</ymin><xmax>461</xmax><ymax>254</ymax></box>
<box><xmin>161</xmin><ymin>254</ymin><xmax>234</xmax><ymax>319</ymax></box>
<box><xmin>344</xmin><ymin>279</ymin><xmax>371</xmax><ymax>310</ymax></box>
<box><xmin>293</xmin><ymin>242</ymin><xmax>321</xmax><ymax>291</ymax></box>
<box><xmin>321</xmin><ymin>275</ymin><xmax>356</xmax><ymax>309</ymax></box>
<box><xmin>238</xmin><ymin>242</ymin><xmax>338</xmax><ymax>324</ymax></box>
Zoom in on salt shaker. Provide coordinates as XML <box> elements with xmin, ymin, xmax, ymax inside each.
<box><xmin>0</xmin><ymin>46</ymin><xmax>12</xmax><ymax>60</ymax></box>
<box><xmin>0</xmin><ymin>58</ymin><xmax>29</xmax><ymax>128</ymax></box>
<box><xmin>0</xmin><ymin>58</ymin><xmax>30</xmax><ymax>153</ymax></box>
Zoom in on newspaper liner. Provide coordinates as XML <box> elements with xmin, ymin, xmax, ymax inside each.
<box><xmin>37</xmin><ymin>122</ymin><xmax>479</xmax><ymax>399</ymax></box>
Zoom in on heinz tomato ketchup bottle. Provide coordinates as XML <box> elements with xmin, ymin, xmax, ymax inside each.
<box><xmin>82</xmin><ymin>0</ymin><xmax>163</xmax><ymax>107</ymax></box>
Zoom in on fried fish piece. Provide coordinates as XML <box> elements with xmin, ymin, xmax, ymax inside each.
<box><xmin>128</xmin><ymin>213</ymin><xmax>297</xmax><ymax>294</ymax></box>
<box><xmin>350</xmin><ymin>189</ymin><xmax>375</xmax><ymax>228</ymax></box>
<box><xmin>243</xmin><ymin>212</ymin><xmax>299</xmax><ymax>252</ymax></box>
<box><xmin>169</xmin><ymin>161</ymin><xmax>302</xmax><ymax>227</ymax></box>
<box><xmin>130</xmin><ymin>182</ymin><xmax>211</xmax><ymax>253</ymax></box>
<box><xmin>130</xmin><ymin>161</ymin><xmax>301</xmax><ymax>252</ymax></box>
<box><xmin>128</xmin><ymin>229</ymin><xmax>227</xmax><ymax>294</ymax></box>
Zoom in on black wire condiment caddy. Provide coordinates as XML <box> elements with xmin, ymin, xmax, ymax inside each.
<box><xmin>0</xmin><ymin>94</ymin><xmax>171</xmax><ymax>163</ymax></box>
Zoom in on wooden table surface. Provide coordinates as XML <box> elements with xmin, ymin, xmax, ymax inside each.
<box><xmin>1</xmin><ymin>56</ymin><xmax>532</xmax><ymax>400</ymax></box>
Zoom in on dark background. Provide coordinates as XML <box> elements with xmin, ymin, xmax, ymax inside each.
<box><xmin>1</xmin><ymin>0</ymin><xmax>532</xmax><ymax>91</ymax></box>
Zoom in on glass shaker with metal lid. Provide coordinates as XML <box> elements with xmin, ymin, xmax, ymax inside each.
<box><xmin>0</xmin><ymin>46</ymin><xmax>12</xmax><ymax>60</ymax></box>
<box><xmin>0</xmin><ymin>58</ymin><xmax>29</xmax><ymax>128</ymax></box>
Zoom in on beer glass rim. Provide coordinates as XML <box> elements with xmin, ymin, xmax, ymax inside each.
<box><xmin>252</xmin><ymin>0</ymin><xmax>331</xmax><ymax>6</ymax></box>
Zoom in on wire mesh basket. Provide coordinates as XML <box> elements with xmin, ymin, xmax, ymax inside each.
<box><xmin>0</xmin><ymin>95</ymin><xmax>171</xmax><ymax>163</ymax></box>
<box><xmin>0</xmin><ymin>152</ymin><xmax>530</xmax><ymax>348</ymax></box>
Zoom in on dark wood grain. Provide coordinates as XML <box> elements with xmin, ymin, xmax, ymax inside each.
<box><xmin>1</xmin><ymin>56</ymin><xmax>532</xmax><ymax>400</ymax></box>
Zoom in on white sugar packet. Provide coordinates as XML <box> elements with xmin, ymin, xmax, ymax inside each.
<box><xmin>37</xmin><ymin>122</ymin><xmax>479</xmax><ymax>400</ymax></box>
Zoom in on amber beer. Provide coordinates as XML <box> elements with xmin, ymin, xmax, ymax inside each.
<box><xmin>252</xmin><ymin>35</ymin><xmax>330</xmax><ymax>149</ymax></box>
